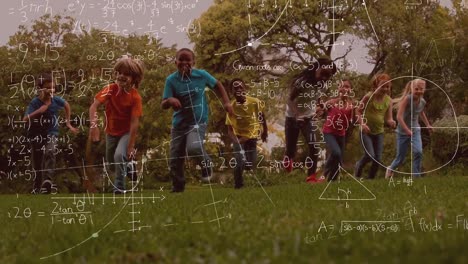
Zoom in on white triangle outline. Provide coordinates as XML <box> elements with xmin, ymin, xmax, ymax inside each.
<box><xmin>318</xmin><ymin>164</ymin><xmax>377</xmax><ymax>201</ymax></box>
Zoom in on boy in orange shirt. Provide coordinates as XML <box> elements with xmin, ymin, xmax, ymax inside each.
<box><xmin>89</xmin><ymin>57</ymin><xmax>144</xmax><ymax>194</ymax></box>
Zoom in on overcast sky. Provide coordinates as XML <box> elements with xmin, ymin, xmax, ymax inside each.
<box><xmin>0</xmin><ymin>0</ymin><xmax>214</xmax><ymax>47</ymax></box>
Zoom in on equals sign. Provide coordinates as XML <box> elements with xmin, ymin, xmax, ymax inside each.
<box><xmin>9</xmin><ymin>8</ymin><xmax>15</xmax><ymax>15</ymax></box>
<box><xmin>397</xmin><ymin>181</ymin><xmax>401</xmax><ymax>184</ymax></box>
<box><xmin>89</xmin><ymin>4</ymin><xmax>95</xmax><ymax>8</ymax></box>
<box><xmin>37</xmin><ymin>212</ymin><xmax>46</xmax><ymax>217</ymax></box>
<box><xmin>447</xmin><ymin>224</ymin><xmax>453</xmax><ymax>229</ymax></box>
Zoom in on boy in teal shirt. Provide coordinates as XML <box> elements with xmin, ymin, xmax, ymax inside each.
<box><xmin>161</xmin><ymin>48</ymin><xmax>233</xmax><ymax>192</ymax></box>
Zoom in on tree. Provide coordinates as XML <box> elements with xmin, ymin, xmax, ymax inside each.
<box><xmin>191</xmin><ymin>0</ymin><xmax>361</xmax><ymax>78</ymax></box>
<box><xmin>450</xmin><ymin>0</ymin><xmax>468</xmax><ymax>115</ymax></box>
<box><xmin>1</xmin><ymin>14</ymin><xmax>178</xmax><ymax>192</ymax></box>
<box><xmin>356</xmin><ymin>1</ymin><xmax>459</xmax><ymax>78</ymax></box>
<box><xmin>189</xmin><ymin>0</ymin><xmax>363</xmax><ymax>146</ymax></box>
<box><xmin>354</xmin><ymin>0</ymin><xmax>466</xmax><ymax>119</ymax></box>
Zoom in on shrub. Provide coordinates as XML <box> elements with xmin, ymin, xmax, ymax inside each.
<box><xmin>431</xmin><ymin>115</ymin><xmax>468</xmax><ymax>164</ymax></box>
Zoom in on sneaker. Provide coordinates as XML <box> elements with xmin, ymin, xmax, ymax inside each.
<box><xmin>201</xmin><ymin>175</ymin><xmax>213</xmax><ymax>183</ymax></box>
<box><xmin>113</xmin><ymin>189</ymin><xmax>125</xmax><ymax>195</ymax></box>
<box><xmin>283</xmin><ymin>156</ymin><xmax>293</xmax><ymax>173</ymax></box>
<box><xmin>385</xmin><ymin>168</ymin><xmax>393</xmax><ymax>179</ymax></box>
<box><xmin>306</xmin><ymin>173</ymin><xmax>326</xmax><ymax>184</ymax></box>
<box><xmin>41</xmin><ymin>180</ymin><xmax>52</xmax><ymax>194</ymax></box>
<box><xmin>306</xmin><ymin>173</ymin><xmax>317</xmax><ymax>183</ymax></box>
<box><xmin>202</xmin><ymin>172</ymin><xmax>219</xmax><ymax>183</ymax></box>
<box><xmin>315</xmin><ymin>175</ymin><xmax>326</xmax><ymax>183</ymax></box>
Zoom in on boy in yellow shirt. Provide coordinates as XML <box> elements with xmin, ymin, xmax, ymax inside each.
<box><xmin>226</xmin><ymin>78</ymin><xmax>268</xmax><ymax>189</ymax></box>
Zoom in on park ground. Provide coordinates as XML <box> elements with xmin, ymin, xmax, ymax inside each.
<box><xmin>1</xmin><ymin>172</ymin><xmax>467</xmax><ymax>263</ymax></box>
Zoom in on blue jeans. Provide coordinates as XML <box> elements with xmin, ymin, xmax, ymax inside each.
<box><xmin>233</xmin><ymin>139</ymin><xmax>257</xmax><ymax>188</ymax></box>
<box><xmin>31</xmin><ymin>135</ymin><xmax>57</xmax><ymax>191</ymax></box>
<box><xmin>323</xmin><ymin>133</ymin><xmax>345</xmax><ymax>181</ymax></box>
<box><xmin>355</xmin><ymin>133</ymin><xmax>384</xmax><ymax>179</ymax></box>
<box><xmin>169</xmin><ymin>124</ymin><xmax>211</xmax><ymax>191</ymax></box>
<box><xmin>106</xmin><ymin>133</ymin><xmax>130</xmax><ymax>192</ymax></box>
<box><xmin>285</xmin><ymin>117</ymin><xmax>320</xmax><ymax>175</ymax></box>
<box><xmin>389</xmin><ymin>129</ymin><xmax>423</xmax><ymax>177</ymax></box>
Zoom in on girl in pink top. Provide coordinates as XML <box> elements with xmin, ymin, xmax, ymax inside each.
<box><xmin>317</xmin><ymin>79</ymin><xmax>355</xmax><ymax>182</ymax></box>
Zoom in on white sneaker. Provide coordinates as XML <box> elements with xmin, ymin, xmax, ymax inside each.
<box><xmin>385</xmin><ymin>168</ymin><xmax>393</xmax><ymax>179</ymax></box>
<box><xmin>201</xmin><ymin>175</ymin><xmax>217</xmax><ymax>184</ymax></box>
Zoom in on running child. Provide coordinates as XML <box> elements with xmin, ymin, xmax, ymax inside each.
<box><xmin>355</xmin><ymin>73</ymin><xmax>396</xmax><ymax>179</ymax></box>
<box><xmin>24</xmin><ymin>73</ymin><xmax>78</xmax><ymax>194</ymax></box>
<box><xmin>161</xmin><ymin>48</ymin><xmax>233</xmax><ymax>192</ymax></box>
<box><xmin>386</xmin><ymin>79</ymin><xmax>432</xmax><ymax>178</ymax></box>
<box><xmin>320</xmin><ymin>79</ymin><xmax>355</xmax><ymax>182</ymax></box>
<box><xmin>226</xmin><ymin>78</ymin><xmax>268</xmax><ymax>189</ymax></box>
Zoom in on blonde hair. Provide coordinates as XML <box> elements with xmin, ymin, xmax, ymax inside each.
<box><xmin>393</xmin><ymin>79</ymin><xmax>425</xmax><ymax>108</ymax></box>
<box><xmin>114</xmin><ymin>57</ymin><xmax>145</xmax><ymax>89</ymax></box>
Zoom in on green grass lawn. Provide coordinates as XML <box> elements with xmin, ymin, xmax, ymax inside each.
<box><xmin>1</xmin><ymin>175</ymin><xmax>467</xmax><ymax>263</ymax></box>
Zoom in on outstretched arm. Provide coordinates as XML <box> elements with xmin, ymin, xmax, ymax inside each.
<box><xmin>385</xmin><ymin>101</ymin><xmax>396</xmax><ymax>129</ymax></box>
<box><xmin>64</xmin><ymin>102</ymin><xmax>78</xmax><ymax>134</ymax></box>
<box><xmin>356</xmin><ymin>95</ymin><xmax>371</xmax><ymax>134</ymax></box>
<box><xmin>215</xmin><ymin>81</ymin><xmax>234</xmax><ymax>115</ymax></box>
<box><xmin>23</xmin><ymin>104</ymin><xmax>49</xmax><ymax>122</ymax></box>
<box><xmin>420</xmin><ymin>111</ymin><xmax>433</xmax><ymax>133</ymax></box>
<box><xmin>161</xmin><ymin>97</ymin><xmax>182</xmax><ymax>110</ymax></box>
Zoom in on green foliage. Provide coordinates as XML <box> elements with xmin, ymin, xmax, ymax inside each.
<box><xmin>355</xmin><ymin>1</ymin><xmax>467</xmax><ymax>119</ymax></box>
<box><xmin>450</xmin><ymin>0</ymin><xmax>468</xmax><ymax>115</ymax></box>
<box><xmin>431</xmin><ymin>115</ymin><xmax>468</xmax><ymax>164</ymax></box>
<box><xmin>0</xmin><ymin>14</ymin><xmax>178</xmax><ymax>191</ymax></box>
<box><xmin>2</xmin><ymin>2</ymin><xmax>467</xmax><ymax>191</ymax></box>
<box><xmin>190</xmin><ymin>0</ymin><xmax>364</xmax><ymax>146</ymax></box>
<box><xmin>191</xmin><ymin>0</ymin><xmax>468</xmax><ymax>148</ymax></box>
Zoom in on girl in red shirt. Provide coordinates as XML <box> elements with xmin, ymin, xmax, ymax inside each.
<box><xmin>319</xmin><ymin>79</ymin><xmax>355</xmax><ymax>182</ymax></box>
